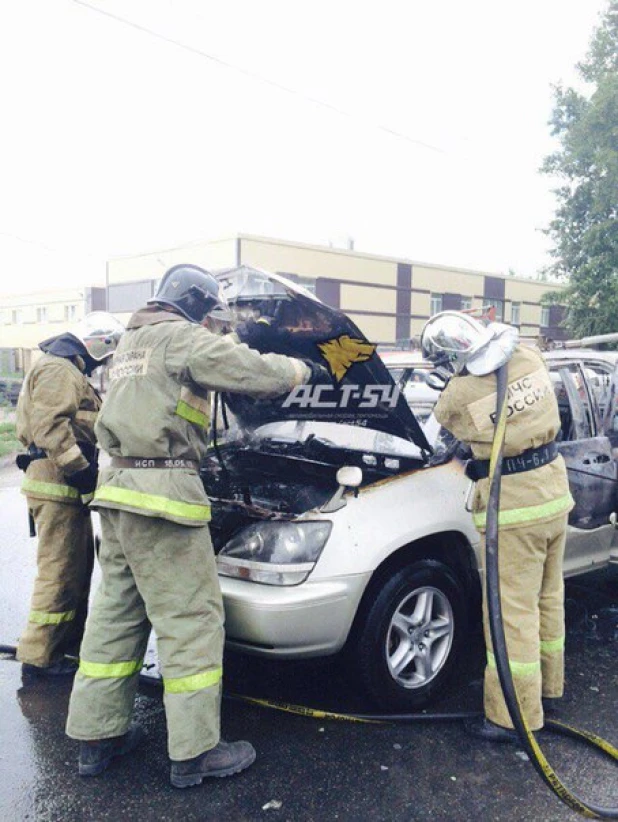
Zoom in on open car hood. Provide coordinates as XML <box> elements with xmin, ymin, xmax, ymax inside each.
<box><xmin>215</xmin><ymin>267</ymin><xmax>432</xmax><ymax>455</ymax></box>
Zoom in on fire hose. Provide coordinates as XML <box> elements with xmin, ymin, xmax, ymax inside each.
<box><xmin>1</xmin><ymin>363</ymin><xmax>616</xmax><ymax>814</ymax></box>
<box><xmin>482</xmin><ymin>363</ymin><xmax>618</xmax><ymax>819</ymax></box>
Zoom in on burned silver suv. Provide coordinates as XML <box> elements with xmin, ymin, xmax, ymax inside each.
<box><xmin>201</xmin><ymin>270</ymin><xmax>618</xmax><ymax>711</ymax></box>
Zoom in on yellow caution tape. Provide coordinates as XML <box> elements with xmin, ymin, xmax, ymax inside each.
<box><xmin>227</xmin><ymin>694</ymin><xmax>383</xmax><ymax>724</ymax></box>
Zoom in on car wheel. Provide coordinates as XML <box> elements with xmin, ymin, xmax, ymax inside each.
<box><xmin>353</xmin><ymin>560</ymin><xmax>466</xmax><ymax>711</ymax></box>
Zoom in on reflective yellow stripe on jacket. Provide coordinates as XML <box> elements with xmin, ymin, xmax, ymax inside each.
<box><xmin>473</xmin><ymin>493</ymin><xmax>573</xmax><ymax>530</ymax></box>
<box><xmin>21</xmin><ymin>478</ymin><xmax>80</xmax><ymax>500</ymax></box>
<box><xmin>164</xmin><ymin>668</ymin><xmax>222</xmax><ymax>694</ymax></box>
<box><xmin>175</xmin><ymin>386</ymin><xmax>209</xmax><ymax>427</ymax></box>
<box><xmin>29</xmin><ymin>609</ymin><xmax>76</xmax><ymax>625</ymax></box>
<box><xmin>176</xmin><ymin>400</ymin><xmax>208</xmax><ymax>426</ymax></box>
<box><xmin>94</xmin><ymin>485</ymin><xmax>211</xmax><ymax>522</ymax></box>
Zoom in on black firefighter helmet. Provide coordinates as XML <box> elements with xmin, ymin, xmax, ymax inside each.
<box><xmin>148</xmin><ymin>264</ymin><xmax>226</xmax><ymax>324</ymax></box>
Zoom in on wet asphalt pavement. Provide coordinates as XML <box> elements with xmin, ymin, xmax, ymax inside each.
<box><xmin>1</xmin><ymin>459</ymin><xmax>617</xmax><ymax>821</ymax></box>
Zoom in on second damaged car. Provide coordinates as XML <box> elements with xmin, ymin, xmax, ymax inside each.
<box><xmin>200</xmin><ymin>267</ymin><xmax>481</xmax><ymax>711</ymax></box>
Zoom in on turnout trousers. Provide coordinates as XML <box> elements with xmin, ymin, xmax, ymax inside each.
<box><xmin>66</xmin><ymin>508</ymin><xmax>225</xmax><ymax>761</ymax></box>
<box><xmin>482</xmin><ymin>514</ymin><xmax>567</xmax><ymax>730</ymax></box>
<box><xmin>17</xmin><ymin>498</ymin><xmax>94</xmax><ymax>667</ymax></box>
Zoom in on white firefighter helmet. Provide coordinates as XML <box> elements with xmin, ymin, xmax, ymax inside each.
<box><xmin>71</xmin><ymin>312</ymin><xmax>124</xmax><ymax>362</ymax></box>
<box><xmin>421</xmin><ymin>311</ymin><xmax>519</xmax><ymax>377</ymax></box>
<box><xmin>466</xmin><ymin>321</ymin><xmax>519</xmax><ymax>375</ymax></box>
<box><xmin>421</xmin><ymin>311</ymin><xmax>495</xmax><ymax>375</ymax></box>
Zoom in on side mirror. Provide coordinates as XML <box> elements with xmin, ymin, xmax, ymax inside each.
<box><xmin>425</xmin><ymin>371</ymin><xmax>449</xmax><ymax>392</ymax></box>
<box><xmin>321</xmin><ymin>465</ymin><xmax>364</xmax><ymax>513</ymax></box>
<box><xmin>335</xmin><ymin>466</ymin><xmax>363</xmax><ymax>488</ymax></box>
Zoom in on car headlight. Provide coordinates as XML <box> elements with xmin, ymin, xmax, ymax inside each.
<box><xmin>216</xmin><ymin>520</ymin><xmax>332</xmax><ymax>586</ymax></box>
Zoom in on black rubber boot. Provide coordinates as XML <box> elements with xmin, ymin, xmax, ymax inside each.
<box><xmin>22</xmin><ymin>659</ymin><xmax>79</xmax><ymax>678</ymax></box>
<box><xmin>542</xmin><ymin>696</ymin><xmax>564</xmax><ymax>716</ymax></box>
<box><xmin>464</xmin><ymin>717</ymin><xmax>520</xmax><ymax>743</ymax></box>
<box><xmin>170</xmin><ymin>740</ymin><xmax>256</xmax><ymax>789</ymax></box>
<box><xmin>78</xmin><ymin>724</ymin><xmax>144</xmax><ymax>776</ymax></box>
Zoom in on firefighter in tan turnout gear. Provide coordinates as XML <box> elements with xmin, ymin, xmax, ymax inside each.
<box><xmin>421</xmin><ymin>311</ymin><xmax>574</xmax><ymax>743</ymax></box>
<box><xmin>66</xmin><ymin>264</ymin><xmax>327</xmax><ymax>787</ymax></box>
<box><xmin>16</xmin><ymin>312</ymin><xmax>124</xmax><ymax>677</ymax></box>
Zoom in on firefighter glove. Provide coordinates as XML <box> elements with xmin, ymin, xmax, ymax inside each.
<box><xmin>236</xmin><ymin>317</ymin><xmax>274</xmax><ymax>349</ymax></box>
<box><xmin>66</xmin><ymin>464</ymin><xmax>99</xmax><ymax>495</ymax></box>
<box><xmin>303</xmin><ymin>361</ymin><xmax>332</xmax><ymax>385</ymax></box>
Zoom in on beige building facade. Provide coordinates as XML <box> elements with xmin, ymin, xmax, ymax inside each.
<box><xmin>106</xmin><ymin>234</ymin><xmax>566</xmax><ymax>344</ymax></box>
<box><xmin>0</xmin><ymin>236</ymin><xmax>566</xmax><ymax>366</ymax></box>
<box><xmin>0</xmin><ymin>287</ymin><xmax>106</xmax><ymax>371</ymax></box>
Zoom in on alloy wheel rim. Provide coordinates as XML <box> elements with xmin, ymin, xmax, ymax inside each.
<box><xmin>385</xmin><ymin>585</ymin><xmax>454</xmax><ymax>689</ymax></box>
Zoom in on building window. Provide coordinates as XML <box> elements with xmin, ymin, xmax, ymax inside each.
<box><xmin>430</xmin><ymin>293</ymin><xmax>443</xmax><ymax>316</ymax></box>
<box><xmin>107</xmin><ymin>280</ymin><xmax>157</xmax><ymax>313</ymax></box>
<box><xmin>36</xmin><ymin>307</ymin><xmax>48</xmax><ymax>323</ymax></box>
<box><xmin>11</xmin><ymin>309</ymin><xmax>23</xmax><ymax>325</ymax></box>
<box><xmin>488</xmin><ymin>299</ymin><xmax>504</xmax><ymax>322</ymax></box>
<box><xmin>540</xmin><ymin>306</ymin><xmax>550</xmax><ymax>327</ymax></box>
<box><xmin>460</xmin><ymin>297</ymin><xmax>472</xmax><ymax>312</ymax></box>
<box><xmin>511</xmin><ymin>302</ymin><xmax>521</xmax><ymax>326</ymax></box>
<box><xmin>295</xmin><ymin>276</ymin><xmax>316</xmax><ymax>295</ymax></box>
<box><xmin>65</xmin><ymin>304</ymin><xmax>78</xmax><ymax>322</ymax></box>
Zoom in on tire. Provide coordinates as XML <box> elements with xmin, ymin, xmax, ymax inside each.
<box><xmin>353</xmin><ymin>560</ymin><xmax>467</xmax><ymax>711</ymax></box>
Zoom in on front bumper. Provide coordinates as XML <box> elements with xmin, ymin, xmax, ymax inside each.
<box><xmin>219</xmin><ymin>572</ymin><xmax>370</xmax><ymax>658</ymax></box>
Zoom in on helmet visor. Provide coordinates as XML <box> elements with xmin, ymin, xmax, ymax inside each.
<box><xmin>423</xmin><ymin>314</ymin><xmax>481</xmax><ymax>352</ymax></box>
<box><xmin>421</xmin><ymin>312</ymin><xmax>491</xmax><ymax>373</ymax></box>
<box><xmin>72</xmin><ymin>312</ymin><xmax>124</xmax><ymax>361</ymax></box>
<box><xmin>207</xmin><ymin>291</ymin><xmax>234</xmax><ymax>324</ymax></box>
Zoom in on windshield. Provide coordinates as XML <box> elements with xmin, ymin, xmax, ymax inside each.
<box><xmin>380</xmin><ymin>361</ymin><xmax>449</xmax><ymax>451</ymax></box>
<box><xmin>383</xmin><ymin>364</ymin><xmax>441</xmax><ymax>418</ymax></box>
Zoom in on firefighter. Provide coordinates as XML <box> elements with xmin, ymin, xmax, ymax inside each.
<box><xmin>421</xmin><ymin>311</ymin><xmax>574</xmax><ymax>742</ymax></box>
<box><xmin>66</xmin><ymin>264</ymin><xmax>328</xmax><ymax>787</ymax></box>
<box><xmin>16</xmin><ymin>312</ymin><xmax>124</xmax><ymax>677</ymax></box>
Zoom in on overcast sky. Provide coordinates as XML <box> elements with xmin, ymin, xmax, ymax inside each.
<box><xmin>0</xmin><ymin>0</ymin><xmax>608</xmax><ymax>295</ymax></box>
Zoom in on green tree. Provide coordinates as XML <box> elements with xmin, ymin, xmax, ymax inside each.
<box><xmin>541</xmin><ymin>1</ymin><xmax>618</xmax><ymax>337</ymax></box>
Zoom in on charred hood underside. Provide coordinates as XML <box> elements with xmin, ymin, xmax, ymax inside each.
<box><xmin>215</xmin><ymin>267</ymin><xmax>432</xmax><ymax>454</ymax></box>
<box><xmin>202</xmin><ymin>267</ymin><xmax>431</xmax><ymax>551</ymax></box>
